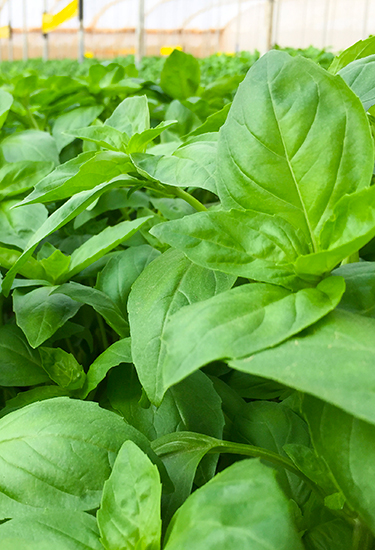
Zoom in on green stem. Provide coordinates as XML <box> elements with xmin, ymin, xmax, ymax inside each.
<box><xmin>341</xmin><ymin>251</ymin><xmax>360</xmax><ymax>266</ymax></box>
<box><xmin>209</xmin><ymin>441</ymin><xmax>325</xmax><ymax>499</ymax></box>
<box><xmin>24</xmin><ymin>104</ymin><xmax>40</xmax><ymax>130</ymax></box>
<box><xmin>169</xmin><ymin>187</ymin><xmax>208</xmax><ymax>212</ymax></box>
<box><xmin>96</xmin><ymin>311</ymin><xmax>109</xmax><ymax>350</ymax></box>
<box><xmin>0</xmin><ymin>295</ymin><xmax>3</xmax><ymax>326</ymax></box>
<box><xmin>352</xmin><ymin>519</ymin><xmax>374</xmax><ymax>550</ymax></box>
<box><xmin>65</xmin><ymin>338</ymin><xmax>75</xmax><ymax>357</ymax></box>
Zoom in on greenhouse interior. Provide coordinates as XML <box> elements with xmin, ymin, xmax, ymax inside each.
<box><xmin>0</xmin><ymin>0</ymin><xmax>373</xmax><ymax>60</ymax></box>
<box><xmin>1</xmin><ymin>0</ymin><xmax>375</xmax><ymax>549</ymax></box>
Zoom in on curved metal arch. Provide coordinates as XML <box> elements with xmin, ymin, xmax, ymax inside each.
<box><xmin>90</xmin><ymin>0</ymin><xmax>133</xmax><ymax>30</ymax></box>
<box><xmin>180</xmin><ymin>0</ymin><xmax>264</xmax><ymax>29</ymax></box>
<box><xmin>0</xmin><ymin>0</ymin><xmax>8</xmax><ymax>14</ymax></box>
<box><xmin>51</xmin><ymin>0</ymin><xmax>69</xmax><ymax>13</ymax></box>
<box><xmin>221</xmin><ymin>0</ymin><xmax>265</xmax><ymax>31</ymax></box>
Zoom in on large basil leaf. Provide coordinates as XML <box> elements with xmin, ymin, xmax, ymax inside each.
<box><xmin>160</xmin><ymin>276</ymin><xmax>345</xmax><ymax>396</ymax></box>
<box><xmin>217</xmin><ymin>50</ymin><xmax>373</xmax><ymax>272</ymax></box>
<box><xmin>0</xmin><ymin>510</ymin><xmax>102</xmax><ymax>550</ymax></box>
<box><xmin>128</xmin><ymin>249</ymin><xmax>235</xmax><ymax>404</ymax></box>
<box><xmin>97</xmin><ymin>440</ymin><xmax>161</xmax><ymax>550</ymax></box>
<box><xmin>230</xmin><ymin>309</ymin><xmax>375</xmax><ymax>425</ymax></box>
<box><xmin>163</xmin><ymin>459</ymin><xmax>304</xmax><ymax>550</ymax></box>
<box><xmin>0</xmin><ymin>397</ymin><xmax>160</xmax><ymax>518</ymax></box>
<box><xmin>303</xmin><ymin>395</ymin><xmax>375</xmax><ymax>535</ymax></box>
<box><xmin>151</xmin><ymin>208</ymin><xmax>314</xmax><ymax>289</ymax></box>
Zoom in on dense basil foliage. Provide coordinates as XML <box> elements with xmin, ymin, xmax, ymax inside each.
<box><xmin>0</xmin><ymin>40</ymin><xmax>375</xmax><ymax>549</ymax></box>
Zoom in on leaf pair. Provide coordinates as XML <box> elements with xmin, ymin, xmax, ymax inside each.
<box><xmin>153</xmin><ymin>50</ymin><xmax>375</xmax><ymax>288</ymax></box>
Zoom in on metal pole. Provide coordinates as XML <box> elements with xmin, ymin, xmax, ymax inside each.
<box><xmin>136</xmin><ymin>0</ymin><xmax>145</xmax><ymax>64</ymax></box>
<box><xmin>363</xmin><ymin>0</ymin><xmax>370</xmax><ymax>39</ymax></box>
<box><xmin>216</xmin><ymin>0</ymin><xmax>222</xmax><ymax>51</ymax></box>
<box><xmin>43</xmin><ymin>0</ymin><xmax>48</xmax><ymax>61</ymax></box>
<box><xmin>235</xmin><ymin>0</ymin><xmax>241</xmax><ymax>53</ymax></box>
<box><xmin>322</xmin><ymin>0</ymin><xmax>331</xmax><ymax>47</ymax></box>
<box><xmin>266</xmin><ymin>0</ymin><xmax>275</xmax><ymax>51</ymax></box>
<box><xmin>78</xmin><ymin>0</ymin><xmax>84</xmax><ymax>63</ymax></box>
<box><xmin>273</xmin><ymin>0</ymin><xmax>281</xmax><ymax>46</ymax></box>
<box><xmin>22</xmin><ymin>0</ymin><xmax>28</xmax><ymax>61</ymax></box>
<box><xmin>8</xmin><ymin>0</ymin><xmax>12</xmax><ymax>62</ymax></box>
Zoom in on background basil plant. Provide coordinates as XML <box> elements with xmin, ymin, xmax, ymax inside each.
<box><xmin>0</xmin><ymin>37</ymin><xmax>375</xmax><ymax>549</ymax></box>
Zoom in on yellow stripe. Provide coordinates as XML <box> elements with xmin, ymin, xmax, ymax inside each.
<box><xmin>42</xmin><ymin>0</ymin><xmax>78</xmax><ymax>34</ymax></box>
<box><xmin>0</xmin><ymin>25</ymin><xmax>10</xmax><ymax>39</ymax></box>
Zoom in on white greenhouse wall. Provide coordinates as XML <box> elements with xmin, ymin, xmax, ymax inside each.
<box><xmin>0</xmin><ymin>0</ymin><xmax>374</xmax><ymax>59</ymax></box>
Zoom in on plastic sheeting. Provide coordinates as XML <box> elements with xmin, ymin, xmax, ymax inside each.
<box><xmin>0</xmin><ymin>0</ymin><xmax>373</xmax><ymax>57</ymax></box>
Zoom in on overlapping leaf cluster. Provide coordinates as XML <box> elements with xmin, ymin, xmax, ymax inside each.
<box><xmin>0</xmin><ymin>40</ymin><xmax>375</xmax><ymax>549</ymax></box>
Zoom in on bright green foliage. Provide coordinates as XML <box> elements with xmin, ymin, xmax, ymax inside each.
<box><xmin>1</xmin><ymin>43</ymin><xmax>375</xmax><ymax>549</ymax></box>
<box><xmin>163</xmin><ymin>459</ymin><xmax>304</xmax><ymax>550</ymax></box>
<box><xmin>97</xmin><ymin>440</ymin><xmax>162</xmax><ymax>550</ymax></box>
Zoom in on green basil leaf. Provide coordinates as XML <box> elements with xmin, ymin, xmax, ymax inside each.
<box><xmin>67</xmin><ymin>125</ymin><xmax>128</xmax><ymax>152</ymax></box>
<box><xmin>13</xmin><ymin>286</ymin><xmax>81</xmax><ymax>348</ymax></box>
<box><xmin>62</xmin><ymin>217</ymin><xmax>151</xmax><ymax>281</ymax></box>
<box><xmin>97</xmin><ymin>440</ymin><xmax>161</xmax><ymax>550</ymax></box>
<box><xmin>79</xmin><ymin>338</ymin><xmax>132</xmax><ymax>398</ymax></box>
<box><xmin>151</xmin><ymin>208</ymin><xmax>314</xmax><ymax>289</ymax></box>
<box><xmin>163</xmin><ymin>459</ymin><xmax>304</xmax><ymax>550</ymax></box>
<box><xmin>0</xmin><ymin>397</ymin><xmax>160</xmax><ymax>518</ymax></box>
<box><xmin>96</xmin><ymin>244</ymin><xmax>160</xmax><ymax>318</ymax></box>
<box><xmin>160</xmin><ymin>50</ymin><xmax>200</xmax><ymax>100</ymax></box>
<box><xmin>303</xmin><ymin>395</ymin><xmax>375</xmax><ymax>534</ymax></box>
<box><xmin>230</xmin><ymin>309</ymin><xmax>375</xmax><ymax>425</ymax></box>
<box><xmin>0</xmin><ymin>130</ymin><xmax>59</xmax><ymax>166</ymax></box>
<box><xmin>52</xmin><ymin>105</ymin><xmax>104</xmax><ymax>152</ymax></box>
<box><xmin>105</xmin><ymin>95</ymin><xmax>150</xmax><ymax>135</ymax></box>
<box><xmin>0</xmin><ymin>510</ymin><xmax>102</xmax><ymax>550</ymax></box>
<box><xmin>217</xmin><ymin>51</ymin><xmax>373</xmax><ymax>257</ymax></box>
<box><xmin>329</xmin><ymin>35</ymin><xmax>375</xmax><ymax>73</ymax></box>
<box><xmin>161</xmin><ymin>277</ymin><xmax>345</xmax><ymax>396</ymax></box>
<box><xmin>339</xmin><ymin>55</ymin><xmax>375</xmax><ymax>111</ymax></box>
<box><xmin>0</xmin><ymin>89</ymin><xmax>13</xmax><ymax>129</ymax></box>
<box><xmin>0</xmin><ymin>201</ymin><xmax>48</xmax><ymax>250</ymax></box>
<box><xmin>0</xmin><ymin>325</ymin><xmax>49</xmax><ymax>386</ymax></box>
<box><xmin>52</xmin><ymin>282</ymin><xmax>128</xmax><ymax>337</ymax></box>
<box><xmin>39</xmin><ymin>347</ymin><xmax>86</xmax><ymax>390</ymax></box>
<box><xmin>0</xmin><ymin>161</ymin><xmax>53</xmax><ymax>202</ymax></box>
<box><xmin>128</xmin><ymin>249</ymin><xmax>235</xmax><ymax>404</ymax></box>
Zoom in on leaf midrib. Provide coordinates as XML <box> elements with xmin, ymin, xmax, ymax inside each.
<box><xmin>267</xmin><ymin>62</ymin><xmax>318</xmax><ymax>253</ymax></box>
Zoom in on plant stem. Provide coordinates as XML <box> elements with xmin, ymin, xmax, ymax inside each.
<box><xmin>0</xmin><ymin>295</ymin><xmax>3</xmax><ymax>326</ymax></box>
<box><xmin>341</xmin><ymin>251</ymin><xmax>360</xmax><ymax>266</ymax></box>
<box><xmin>209</xmin><ymin>441</ymin><xmax>325</xmax><ymax>499</ymax></box>
<box><xmin>25</xmin><ymin>104</ymin><xmax>40</xmax><ymax>130</ymax></box>
<box><xmin>96</xmin><ymin>311</ymin><xmax>109</xmax><ymax>350</ymax></box>
<box><xmin>170</xmin><ymin>187</ymin><xmax>208</xmax><ymax>212</ymax></box>
<box><xmin>352</xmin><ymin>519</ymin><xmax>374</xmax><ymax>550</ymax></box>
